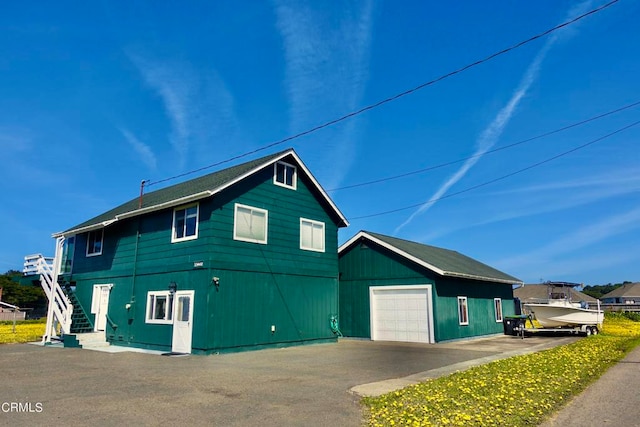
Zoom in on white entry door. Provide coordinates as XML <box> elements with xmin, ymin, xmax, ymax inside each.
<box><xmin>172</xmin><ymin>290</ymin><xmax>194</xmax><ymax>354</ymax></box>
<box><xmin>91</xmin><ymin>284</ymin><xmax>112</xmax><ymax>332</ymax></box>
<box><xmin>370</xmin><ymin>285</ymin><xmax>434</xmax><ymax>343</ymax></box>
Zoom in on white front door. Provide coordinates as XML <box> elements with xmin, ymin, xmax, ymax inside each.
<box><xmin>172</xmin><ymin>290</ymin><xmax>194</xmax><ymax>354</ymax></box>
<box><xmin>91</xmin><ymin>284</ymin><xmax>111</xmax><ymax>332</ymax></box>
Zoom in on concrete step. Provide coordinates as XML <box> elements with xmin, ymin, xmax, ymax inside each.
<box><xmin>75</xmin><ymin>332</ymin><xmax>110</xmax><ymax>348</ymax></box>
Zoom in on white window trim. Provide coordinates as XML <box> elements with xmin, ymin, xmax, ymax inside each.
<box><xmin>171</xmin><ymin>203</ymin><xmax>200</xmax><ymax>243</ymax></box>
<box><xmin>233</xmin><ymin>203</ymin><xmax>268</xmax><ymax>244</ymax></box>
<box><xmin>86</xmin><ymin>229</ymin><xmax>104</xmax><ymax>257</ymax></box>
<box><xmin>458</xmin><ymin>296</ymin><xmax>469</xmax><ymax>326</ymax></box>
<box><xmin>300</xmin><ymin>218</ymin><xmax>325</xmax><ymax>252</ymax></box>
<box><xmin>494</xmin><ymin>298</ymin><xmax>503</xmax><ymax>323</ymax></box>
<box><xmin>273</xmin><ymin>161</ymin><xmax>297</xmax><ymax>190</ymax></box>
<box><xmin>145</xmin><ymin>291</ymin><xmax>174</xmax><ymax>324</ymax></box>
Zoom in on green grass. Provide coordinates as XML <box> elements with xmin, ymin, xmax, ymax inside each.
<box><xmin>363</xmin><ymin>314</ymin><xmax>640</xmax><ymax>426</ymax></box>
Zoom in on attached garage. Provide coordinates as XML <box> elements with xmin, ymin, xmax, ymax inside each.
<box><xmin>339</xmin><ymin>231</ymin><xmax>522</xmax><ymax>343</ymax></box>
<box><xmin>370</xmin><ymin>285</ymin><xmax>434</xmax><ymax>343</ymax></box>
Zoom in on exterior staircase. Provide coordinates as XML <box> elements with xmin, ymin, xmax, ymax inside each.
<box><xmin>66</xmin><ymin>289</ymin><xmax>94</xmax><ymax>334</ymax></box>
<box><xmin>23</xmin><ymin>237</ymin><xmax>99</xmax><ymax>346</ymax></box>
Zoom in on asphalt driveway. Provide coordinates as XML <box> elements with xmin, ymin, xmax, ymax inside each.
<box><xmin>0</xmin><ymin>335</ymin><xmax>576</xmax><ymax>426</ymax></box>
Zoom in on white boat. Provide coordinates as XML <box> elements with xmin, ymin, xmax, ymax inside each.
<box><xmin>523</xmin><ymin>282</ymin><xmax>604</xmax><ymax>328</ymax></box>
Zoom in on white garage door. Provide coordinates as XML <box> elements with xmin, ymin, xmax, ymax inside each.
<box><xmin>370</xmin><ymin>285</ymin><xmax>433</xmax><ymax>343</ymax></box>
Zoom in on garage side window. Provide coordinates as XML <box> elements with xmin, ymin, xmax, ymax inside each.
<box><xmin>146</xmin><ymin>291</ymin><xmax>174</xmax><ymax>324</ymax></box>
<box><xmin>457</xmin><ymin>296</ymin><xmax>469</xmax><ymax>326</ymax></box>
<box><xmin>494</xmin><ymin>298</ymin><xmax>503</xmax><ymax>322</ymax></box>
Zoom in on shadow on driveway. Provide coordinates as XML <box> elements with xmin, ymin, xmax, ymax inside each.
<box><xmin>0</xmin><ymin>334</ymin><xmax>577</xmax><ymax>426</ymax></box>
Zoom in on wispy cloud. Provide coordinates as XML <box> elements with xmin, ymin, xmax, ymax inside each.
<box><xmin>395</xmin><ymin>1</ymin><xmax>593</xmax><ymax>234</ymax></box>
<box><xmin>498</xmin><ymin>205</ymin><xmax>640</xmax><ymax>274</ymax></box>
<box><xmin>128</xmin><ymin>53</ymin><xmax>193</xmax><ymax>167</ymax></box>
<box><xmin>119</xmin><ymin>128</ymin><xmax>158</xmax><ymax>171</ymax></box>
<box><xmin>420</xmin><ymin>169</ymin><xmax>640</xmax><ymax>241</ymax></box>
<box><xmin>275</xmin><ymin>0</ymin><xmax>374</xmax><ymax>188</ymax></box>
<box><xmin>127</xmin><ymin>52</ymin><xmax>240</xmax><ymax>170</ymax></box>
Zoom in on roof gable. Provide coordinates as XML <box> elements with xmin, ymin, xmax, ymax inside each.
<box><xmin>57</xmin><ymin>149</ymin><xmax>348</xmax><ymax>236</ymax></box>
<box><xmin>601</xmin><ymin>282</ymin><xmax>640</xmax><ymax>298</ymax></box>
<box><xmin>339</xmin><ymin>231</ymin><xmax>522</xmax><ymax>285</ymax></box>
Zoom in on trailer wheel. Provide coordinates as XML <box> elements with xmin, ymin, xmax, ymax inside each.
<box><xmin>592</xmin><ymin>326</ymin><xmax>599</xmax><ymax>335</ymax></box>
<box><xmin>585</xmin><ymin>327</ymin><xmax>592</xmax><ymax>336</ymax></box>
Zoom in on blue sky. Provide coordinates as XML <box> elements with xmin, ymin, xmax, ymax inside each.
<box><xmin>1</xmin><ymin>1</ymin><xmax>638</xmax><ymax>285</ymax></box>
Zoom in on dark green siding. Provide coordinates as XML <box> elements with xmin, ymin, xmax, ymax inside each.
<box><xmin>62</xmin><ymin>165</ymin><xmax>341</xmax><ymax>353</ymax></box>
<box><xmin>339</xmin><ymin>242</ymin><xmax>515</xmax><ymax>342</ymax></box>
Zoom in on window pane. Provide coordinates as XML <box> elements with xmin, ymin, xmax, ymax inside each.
<box><xmin>185</xmin><ymin>208</ymin><xmax>197</xmax><ymax>237</ymax></box>
<box><xmin>312</xmin><ymin>223</ymin><xmax>324</xmax><ymax>250</ymax></box>
<box><xmin>236</xmin><ymin>207</ymin><xmax>252</xmax><ymax>239</ymax></box>
<box><xmin>175</xmin><ymin>209</ymin><xmax>186</xmax><ymax>239</ymax></box>
<box><xmin>154</xmin><ymin>296</ymin><xmax>167</xmax><ymax>320</ymax></box>
<box><xmin>177</xmin><ymin>296</ymin><xmax>190</xmax><ymax>321</ymax></box>
<box><xmin>301</xmin><ymin>222</ymin><xmax>312</xmax><ymax>248</ymax></box>
<box><xmin>252</xmin><ymin>211</ymin><xmax>266</xmax><ymax>241</ymax></box>
<box><xmin>276</xmin><ymin>163</ymin><xmax>285</xmax><ymax>184</ymax></box>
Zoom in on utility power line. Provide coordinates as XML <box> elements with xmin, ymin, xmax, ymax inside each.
<box><xmin>329</xmin><ymin>99</ymin><xmax>640</xmax><ymax>192</ymax></box>
<box><xmin>145</xmin><ymin>0</ymin><xmax>619</xmax><ymax>189</ymax></box>
<box><xmin>349</xmin><ymin>119</ymin><xmax>640</xmax><ymax>220</ymax></box>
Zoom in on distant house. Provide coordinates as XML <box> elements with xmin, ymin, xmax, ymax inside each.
<box><xmin>35</xmin><ymin>149</ymin><xmax>348</xmax><ymax>354</ymax></box>
<box><xmin>601</xmin><ymin>282</ymin><xmax>640</xmax><ymax>304</ymax></box>
<box><xmin>338</xmin><ymin>231</ymin><xmax>522</xmax><ymax>343</ymax></box>
<box><xmin>513</xmin><ymin>283</ymin><xmax>597</xmax><ymax>314</ymax></box>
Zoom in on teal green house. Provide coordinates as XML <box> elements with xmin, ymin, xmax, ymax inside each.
<box><xmin>338</xmin><ymin>231</ymin><xmax>522</xmax><ymax>343</ymax></box>
<box><xmin>43</xmin><ymin>149</ymin><xmax>348</xmax><ymax>354</ymax></box>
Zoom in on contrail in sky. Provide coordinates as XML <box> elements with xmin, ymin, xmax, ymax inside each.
<box><xmin>395</xmin><ymin>2</ymin><xmax>592</xmax><ymax>234</ymax></box>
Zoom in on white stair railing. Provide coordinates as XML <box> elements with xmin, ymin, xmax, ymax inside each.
<box><xmin>24</xmin><ymin>237</ymin><xmax>73</xmax><ymax>343</ymax></box>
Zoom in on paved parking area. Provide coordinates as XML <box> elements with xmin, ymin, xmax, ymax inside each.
<box><xmin>0</xmin><ymin>335</ymin><xmax>577</xmax><ymax>426</ymax></box>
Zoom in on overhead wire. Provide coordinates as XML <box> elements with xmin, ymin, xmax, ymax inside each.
<box><xmin>349</xmin><ymin>119</ymin><xmax>640</xmax><ymax>220</ymax></box>
<box><xmin>145</xmin><ymin>0</ymin><xmax>619</xmax><ymax>189</ymax></box>
<box><xmin>329</xmin><ymin>99</ymin><xmax>640</xmax><ymax>192</ymax></box>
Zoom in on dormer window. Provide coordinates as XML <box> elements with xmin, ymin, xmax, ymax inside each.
<box><xmin>274</xmin><ymin>161</ymin><xmax>297</xmax><ymax>190</ymax></box>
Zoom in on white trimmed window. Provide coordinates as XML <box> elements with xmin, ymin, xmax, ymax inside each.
<box><xmin>494</xmin><ymin>298</ymin><xmax>503</xmax><ymax>322</ymax></box>
<box><xmin>172</xmin><ymin>204</ymin><xmax>199</xmax><ymax>243</ymax></box>
<box><xmin>86</xmin><ymin>229</ymin><xmax>104</xmax><ymax>257</ymax></box>
<box><xmin>146</xmin><ymin>291</ymin><xmax>174</xmax><ymax>324</ymax></box>
<box><xmin>234</xmin><ymin>203</ymin><xmax>268</xmax><ymax>244</ymax></box>
<box><xmin>458</xmin><ymin>296</ymin><xmax>469</xmax><ymax>326</ymax></box>
<box><xmin>300</xmin><ymin>218</ymin><xmax>325</xmax><ymax>252</ymax></box>
<box><xmin>274</xmin><ymin>161</ymin><xmax>297</xmax><ymax>190</ymax></box>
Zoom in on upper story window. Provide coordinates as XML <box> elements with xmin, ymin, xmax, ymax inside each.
<box><xmin>274</xmin><ymin>161</ymin><xmax>297</xmax><ymax>190</ymax></box>
<box><xmin>234</xmin><ymin>203</ymin><xmax>268</xmax><ymax>244</ymax></box>
<box><xmin>300</xmin><ymin>218</ymin><xmax>325</xmax><ymax>252</ymax></box>
<box><xmin>494</xmin><ymin>298</ymin><xmax>503</xmax><ymax>322</ymax></box>
<box><xmin>458</xmin><ymin>296</ymin><xmax>469</xmax><ymax>326</ymax></box>
<box><xmin>172</xmin><ymin>204</ymin><xmax>199</xmax><ymax>243</ymax></box>
<box><xmin>86</xmin><ymin>230</ymin><xmax>103</xmax><ymax>257</ymax></box>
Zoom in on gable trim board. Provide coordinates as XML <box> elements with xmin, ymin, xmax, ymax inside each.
<box><xmin>54</xmin><ymin>149</ymin><xmax>348</xmax><ymax>238</ymax></box>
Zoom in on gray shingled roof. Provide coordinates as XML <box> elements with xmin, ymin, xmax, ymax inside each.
<box><xmin>58</xmin><ymin>149</ymin><xmax>347</xmax><ymax>236</ymax></box>
<box><xmin>601</xmin><ymin>282</ymin><xmax>640</xmax><ymax>299</ymax></box>
<box><xmin>513</xmin><ymin>284</ymin><xmax>597</xmax><ymax>302</ymax></box>
<box><xmin>340</xmin><ymin>231</ymin><xmax>522</xmax><ymax>285</ymax></box>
